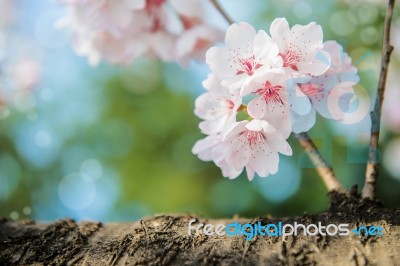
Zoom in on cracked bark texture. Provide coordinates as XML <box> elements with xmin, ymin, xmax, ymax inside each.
<box><xmin>1</xmin><ymin>193</ymin><xmax>400</xmax><ymax>266</ymax></box>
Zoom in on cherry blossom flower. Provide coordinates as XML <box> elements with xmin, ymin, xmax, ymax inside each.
<box><xmin>169</xmin><ymin>0</ymin><xmax>225</xmax><ymax>63</ymax></box>
<box><xmin>206</xmin><ymin>22</ymin><xmax>282</xmax><ymax>91</ymax></box>
<box><xmin>222</xmin><ymin>119</ymin><xmax>292</xmax><ymax>180</ymax></box>
<box><xmin>241</xmin><ymin>73</ymin><xmax>291</xmax><ymax>138</ymax></box>
<box><xmin>289</xmin><ymin>41</ymin><xmax>359</xmax><ymax>133</ymax></box>
<box><xmin>175</xmin><ymin>24</ymin><xmax>224</xmax><ymax>64</ymax></box>
<box><xmin>192</xmin><ymin>134</ymin><xmax>242</xmax><ymax>179</ymax></box>
<box><xmin>59</xmin><ymin>0</ymin><xmax>173</xmax><ymax>65</ymax></box>
<box><xmin>194</xmin><ymin>75</ymin><xmax>241</xmax><ymax>135</ymax></box>
<box><xmin>193</xmin><ymin>120</ymin><xmax>292</xmax><ymax>180</ymax></box>
<box><xmin>270</xmin><ymin>18</ymin><xmax>330</xmax><ymax>76</ymax></box>
<box><xmin>60</xmin><ymin>0</ymin><xmax>224</xmax><ymax>65</ymax></box>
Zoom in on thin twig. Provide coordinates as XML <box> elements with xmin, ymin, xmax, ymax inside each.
<box><xmin>210</xmin><ymin>0</ymin><xmax>234</xmax><ymax>25</ymax></box>
<box><xmin>362</xmin><ymin>0</ymin><xmax>395</xmax><ymax>199</ymax></box>
<box><xmin>295</xmin><ymin>132</ymin><xmax>345</xmax><ymax>192</ymax></box>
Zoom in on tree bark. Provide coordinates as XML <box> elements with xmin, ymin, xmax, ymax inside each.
<box><xmin>1</xmin><ymin>193</ymin><xmax>400</xmax><ymax>266</ymax></box>
<box><xmin>363</xmin><ymin>0</ymin><xmax>395</xmax><ymax>199</ymax></box>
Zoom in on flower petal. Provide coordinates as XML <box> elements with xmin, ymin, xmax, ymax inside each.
<box><xmin>296</xmin><ymin>50</ymin><xmax>331</xmax><ymax>76</ymax></box>
<box><xmin>225</xmin><ymin>22</ymin><xmax>257</xmax><ymax>50</ymax></box>
<box><xmin>288</xmin><ymin>87</ymin><xmax>312</xmax><ymax>115</ymax></box>
<box><xmin>270</xmin><ymin>18</ymin><xmax>290</xmax><ymax>51</ymax></box>
<box><xmin>248</xmin><ymin>97</ymin><xmax>267</xmax><ymax>119</ymax></box>
<box><xmin>291</xmin><ymin>108</ymin><xmax>316</xmax><ymax>133</ymax></box>
<box><xmin>246</xmin><ymin>166</ymin><xmax>256</xmax><ymax>181</ymax></box>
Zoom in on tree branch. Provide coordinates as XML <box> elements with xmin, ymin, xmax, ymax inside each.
<box><xmin>210</xmin><ymin>0</ymin><xmax>234</xmax><ymax>25</ymax></box>
<box><xmin>295</xmin><ymin>132</ymin><xmax>345</xmax><ymax>193</ymax></box>
<box><xmin>362</xmin><ymin>0</ymin><xmax>395</xmax><ymax>199</ymax></box>
<box><xmin>1</xmin><ymin>209</ymin><xmax>400</xmax><ymax>265</ymax></box>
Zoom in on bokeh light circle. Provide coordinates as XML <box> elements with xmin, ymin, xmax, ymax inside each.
<box><xmin>253</xmin><ymin>157</ymin><xmax>300</xmax><ymax>203</ymax></box>
<box><xmin>293</xmin><ymin>2</ymin><xmax>312</xmax><ymax>19</ymax></box>
<box><xmin>330</xmin><ymin>11</ymin><xmax>357</xmax><ymax>36</ymax></box>
<box><xmin>80</xmin><ymin>159</ymin><xmax>103</xmax><ymax>181</ymax></box>
<box><xmin>34</xmin><ymin>130</ymin><xmax>52</xmax><ymax>148</ymax></box>
<box><xmin>58</xmin><ymin>173</ymin><xmax>96</xmax><ymax>210</ymax></box>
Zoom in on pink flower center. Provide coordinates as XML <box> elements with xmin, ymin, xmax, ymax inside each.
<box><xmin>256</xmin><ymin>81</ymin><xmax>285</xmax><ymax>109</ymax></box>
<box><xmin>280</xmin><ymin>50</ymin><xmax>300</xmax><ymax>71</ymax></box>
<box><xmin>234</xmin><ymin>129</ymin><xmax>270</xmax><ymax>156</ymax></box>
<box><xmin>299</xmin><ymin>83</ymin><xmax>326</xmax><ymax>102</ymax></box>
<box><xmin>226</xmin><ymin>99</ymin><xmax>235</xmax><ymax>110</ymax></box>
<box><xmin>234</xmin><ymin>55</ymin><xmax>263</xmax><ymax>76</ymax></box>
<box><xmin>145</xmin><ymin>0</ymin><xmax>166</xmax><ymax>32</ymax></box>
<box><xmin>244</xmin><ymin>131</ymin><xmax>266</xmax><ymax>146</ymax></box>
<box><xmin>101</xmin><ymin>1</ymin><xmax>109</xmax><ymax>8</ymax></box>
<box><xmin>192</xmin><ymin>39</ymin><xmax>211</xmax><ymax>54</ymax></box>
<box><xmin>180</xmin><ymin>16</ymin><xmax>201</xmax><ymax>29</ymax></box>
<box><xmin>150</xmin><ymin>18</ymin><xmax>162</xmax><ymax>32</ymax></box>
<box><xmin>146</xmin><ymin>0</ymin><xmax>165</xmax><ymax>7</ymax></box>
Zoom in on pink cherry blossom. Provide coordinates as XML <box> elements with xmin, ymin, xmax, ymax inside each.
<box><xmin>241</xmin><ymin>73</ymin><xmax>292</xmax><ymax>138</ymax></box>
<box><xmin>175</xmin><ymin>24</ymin><xmax>224</xmax><ymax>64</ymax></box>
<box><xmin>288</xmin><ymin>41</ymin><xmax>359</xmax><ymax>132</ymax></box>
<box><xmin>206</xmin><ymin>22</ymin><xmax>282</xmax><ymax>91</ymax></box>
<box><xmin>221</xmin><ymin>119</ymin><xmax>292</xmax><ymax>180</ymax></box>
<box><xmin>315</xmin><ymin>41</ymin><xmax>358</xmax><ymax>118</ymax></box>
<box><xmin>192</xmin><ymin>135</ymin><xmax>242</xmax><ymax>179</ymax></box>
<box><xmin>60</xmin><ymin>0</ymin><xmax>224</xmax><ymax>65</ymax></box>
<box><xmin>60</xmin><ymin>0</ymin><xmax>146</xmax><ymax>37</ymax></box>
<box><xmin>193</xmin><ymin>119</ymin><xmax>292</xmax><ymax>180</ymax></box>
<box><xmin>270</xmin><ymin>18</ymin><xmax>331</xmax><ymax>76</ymax></box>
<box><xmin>60</xmin><ymin>0</ymin><xmax>173</xmax><ymax>65</ymax></box>
<box><xmin>195</xmin><ymin>75</ymin><xmax>241</xmax><ymax>135</ymax></box>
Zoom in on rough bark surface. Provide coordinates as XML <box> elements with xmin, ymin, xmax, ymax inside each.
<box><xmin>1</xmin><ymin>193</ymin><xmax>400</xmax><ymax>266</ymax></box>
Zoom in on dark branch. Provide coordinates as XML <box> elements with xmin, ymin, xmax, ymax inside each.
<box><xmin>210</xmin><ymin>0</ymin><xmax>234</xmax><ymax>25</ymax></box>
<box><xmin>1</xmin><ymin>210</ymin><xmax>400</xmax><ymax>265</ymax></box>
<box><xmin>363</xmin><ymin>0</ymin><xmax>395</xmax><ymax>199</ymax></box>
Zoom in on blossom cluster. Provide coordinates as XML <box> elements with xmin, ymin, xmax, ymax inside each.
<box><xmin>193</xmin><ymin>18</ymin><xmax>359</xmax><ymax>180</ymax></box>
<box><xmin>59</xmin><ymin>0</ymin><xmax>224</xmax><ymax>65</ymax></box>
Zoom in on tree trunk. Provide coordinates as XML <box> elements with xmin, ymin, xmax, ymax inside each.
<box><xmin>1</xmin><ymin>193</ymin><xmax>399</xmax><ymax>266</ymax></box>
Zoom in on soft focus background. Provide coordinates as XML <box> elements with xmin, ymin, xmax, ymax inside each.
<box><xmin>0</xmin><ymin>0</ymin><xmax>399</xmax><ymax>222</ymax></box>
